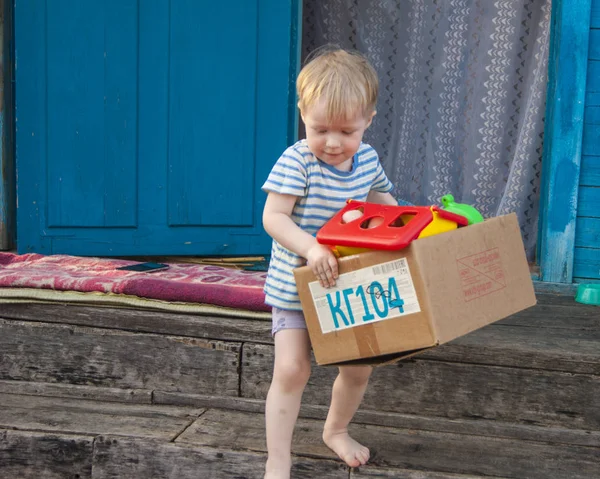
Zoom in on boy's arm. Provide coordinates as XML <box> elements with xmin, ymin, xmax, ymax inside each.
<box><xmin>263</xmin><ymin>192</ymin><xmax>317</xmax><ymax>258</ymax></box>
<box><xmin>367</xmin><ymin>190</ymin><xmax>398</xmax><ymax>205</ymax></box>
<box><xmin>263</xmin><ymin>192</ymin><xmax>338</xmax><ymax>287</ymax></box>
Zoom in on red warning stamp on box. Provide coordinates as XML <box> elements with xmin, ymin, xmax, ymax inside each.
<box><xmin>457</xmin><ymin>248</ymin><xmax>506</xmax><ymax>302</ymax></box>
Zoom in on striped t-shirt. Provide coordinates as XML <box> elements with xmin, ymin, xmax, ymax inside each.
<box><xmin>262</xmin><ymin>139</ymin><xmax>393</xmax><ymax>311</ymax></box>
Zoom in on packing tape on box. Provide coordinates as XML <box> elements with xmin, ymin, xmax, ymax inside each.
<box><xmin>354</xmin><ymin>323</ymin><xmax>381</xmax><ymax>357</ymax></box>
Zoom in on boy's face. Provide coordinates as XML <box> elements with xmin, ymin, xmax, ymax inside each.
<box><xmin>302</xmin><ymin>99</ymin><xmax>374</xmax><ymax>171</ymax></box>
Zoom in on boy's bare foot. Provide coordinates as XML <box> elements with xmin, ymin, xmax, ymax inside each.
<box><xmin>323</xmin><ymin>428</ymin><xmax>370</xmax><ymax>468</ymax></box>
<box><xmin>264</xmin><ymin>457</ymin><xmax>292</xmax><ymax>479</ymax></box>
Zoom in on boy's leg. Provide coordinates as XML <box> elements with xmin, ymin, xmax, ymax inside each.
<box><xmin>264</xmin><ymin>328</ymin><xmax>312</xmax><ymax>479</ymax></box>
<box><xmin>323</xmin><ymin>365</ymin><xmax>373</xmax><ymax>468</ymax></box>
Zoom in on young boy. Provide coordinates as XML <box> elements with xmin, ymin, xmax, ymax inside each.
<box><xmin>261</xmin><ymin>47</ymin><xmax>397</xmax><ymax>478</ymax></box>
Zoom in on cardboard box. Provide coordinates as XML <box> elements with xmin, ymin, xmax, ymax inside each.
<box><xmin>294</xmin><ymin>214</ymin><xmax>536</xmax><ymax>366</ymax></box>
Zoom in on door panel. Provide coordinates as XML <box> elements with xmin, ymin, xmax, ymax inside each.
<box><xmin>167</xmin><ymin>0</ymin><xmax>257</xmax><ymax>227</ymax></box>
<box><xmin>46</xmin><ymin>0</ymin><xmax>138</xmax><ymax>228</ymax></box>
<box><xmin>15</xmin><ymin>0</ymin><xmax>300</xmax><ymax>255</ymax></box>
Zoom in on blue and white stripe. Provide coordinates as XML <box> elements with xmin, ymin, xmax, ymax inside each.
<box><xmin>262</xmin><ymin>139</ymin><xmax>393</xmax><ymax>310</ymax></box>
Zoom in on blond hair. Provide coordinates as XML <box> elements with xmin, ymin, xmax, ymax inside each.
<box><xmin>297</xmin><ymin>47</ymin><xmax>378</xmax><ymax>122</ymax></box>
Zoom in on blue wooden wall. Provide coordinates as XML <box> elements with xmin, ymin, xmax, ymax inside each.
<box><xmin>575</xmin><ymin>0</ymin><xmax>600</xmax><ymax>282</ymax></box>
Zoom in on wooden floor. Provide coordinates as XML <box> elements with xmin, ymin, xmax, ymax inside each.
<box><xmin>0</xmin><ymin>293</ymin><xmax>599</xmax><ymax>478</ymax></box>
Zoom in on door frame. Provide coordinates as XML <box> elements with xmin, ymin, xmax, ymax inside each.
<box><xmin>538</xmin><ymin>0</ymin><xmax>593</xmax><ymax>284</ymax></box>
<box><xmin>0</xmin><ymin>0</ymin><xmax>15</xmax><ymax>250</ymax></box>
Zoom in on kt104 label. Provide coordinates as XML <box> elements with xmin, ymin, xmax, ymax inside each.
<box><xmin>309</xmin><ymin>258</ymin><xmax>422</xmax><ymax>334</ymax></box>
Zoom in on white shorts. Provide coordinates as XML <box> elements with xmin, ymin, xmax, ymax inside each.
<box><xmin>271</xmin><ymin>306</ymin><xmax>307</xmax><ymax>336</ymax></box>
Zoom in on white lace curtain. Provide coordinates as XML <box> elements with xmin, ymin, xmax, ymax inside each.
<box><xmin>302</xmin><ymin>0</ymin><xmax>552</xmax><ymax>259</ymax></box>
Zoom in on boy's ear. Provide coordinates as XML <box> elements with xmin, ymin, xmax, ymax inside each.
<box><xmin>298</xmin><ymin>104</ymin><xmax>305</xmax><ymax>123</ymax></box>
<box><xmin>366</xmin><ymin>110</ymin><xmax>376</xmax><ymax>128</ymax></box>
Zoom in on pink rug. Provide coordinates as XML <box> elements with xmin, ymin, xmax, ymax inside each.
<box><xmin>0</xmin><ymin>253</ymin><xmax>270</xmax><ymax>312</ymax></box>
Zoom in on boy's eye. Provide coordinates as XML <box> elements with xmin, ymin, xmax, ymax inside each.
<box><xmin>342</xmin><ymin>131</ymin><xmax>354</xmax><ymax>135</ymax></box>
<box><xmin>317</xmin><ymin>130</ymin><xmax>327</xmax><ymax>134</ymax></box>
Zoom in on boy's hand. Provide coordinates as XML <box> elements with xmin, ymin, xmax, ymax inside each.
<box><xmin>306</xmin><ymin>244</ymin><xmax>339</xmax><ymax>288</ymax></box>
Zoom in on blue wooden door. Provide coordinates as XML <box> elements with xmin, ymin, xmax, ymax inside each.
<box><xmin>15</xmin><ymin>0</ymin><xmax>300</xmax><ymax>256</ymax></box>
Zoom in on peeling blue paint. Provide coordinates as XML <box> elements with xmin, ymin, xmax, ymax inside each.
<box><xmin>549</xmin><ymin>160</ymin><xmax>578</xmax><ymax>233</ymax></box>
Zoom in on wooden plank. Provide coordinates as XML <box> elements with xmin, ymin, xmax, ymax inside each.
<box><xmin>587</xmin><ymin>61</ymin><xmax>600</xmax><ymax>92</ymax></box>
<box><xmin>575</xmin><ymin>216</ymin><xmax>600</xmax><ymax>248</ymax></box>
<box><xmin>538</xmin><ymin>0</ymin><xmax>593</xmax><ymax>283</ymax></box>
<box><xmin>0</xmin><ymin>303</ymin><xmax>272</xmax><ymax>344</ymax></box>
<box><xmin>177</xmin><ymin>409</ymin><xmax>600</xmax><ymax>479</ymax></box>
<box><xmin>241</xmin><ymin>344</ymin><xmax>600</xmax><ymax>430</ymax></box>
<box><xmin>154</xmin><ymin>390</ymin><xmax>267</xmax><ymax>411</ymax></box>
<box><xmin>499</xmin><ymin>304</ymin><xmax>600</xmax><ymax>329</ymax></box>
<box><xmin>0</xmin><ymin>393</ymin><xmax>202</xmax><ymax>440</ymax></box>
<box><xmin>576</xmin><ymin>277</ymin><xmax>600</xmax><ymax>283</ymax></box>
<box><xmin>533</xmin><ymin>280</ymin><xmax>578</xmax><ymax>295</ymax></box>
<box><xmin>0</xmin><ymin>429</ymin><xmax>93</xmax><ymax>479</ymax></box>
<box><xmin>589</xmin><ymin>29</ymin><xmax>600</xmax><ymax>59</ymax></box>
<box><xmin>352</xmin><ymin>468</ymin><xmax>509</xmax><ymax>479</ymax></box>
<box><xmin>580</xmin><ymin>154</ymin><xmax>600</xmax><ymax>186</ymax></box>
<box><xmin>177</xmin><ymin>408</ymin><xmax>274</xmax><ymax>452</ymax></box>
<box><xmin>92</xmin><ymin>435</ymin><xmax>347</xmax><ymax>479</ymax></box>
<box><xmin>419</xmin><ymin>324</ymin><xmax>600</xmax><ymax>375</ymax></box>
<box><xmin>348</xmin><ymin>424</ymin><xmax>600</xmax><ymax>479</ymax></box>
<box><xmin>592</xmin><ymin>1</ymin><xmax>600</xmax><ymax>27</ymax></box>
<box><xmin>575</xmin><ymin>277</ymin><xmax>600</xmax><ymax>284</ymax></box>
<box><xmin>586</xmin><ymin>90</ymin><xmax>600</xmax><ymax>105</ymax></box>
<box><xmin>0</xmin><ymin>319</ymin><xmax>241</xmax><ymax>395</ymax></box>
<box><xmin>150</xmin><ymin>392</ymin><xmax>600</xmax><ymax>448</ymax></box>
<box><xmin>583</xmin><ymin>117</ymin><xmax>600</xmax><ymax>156</ymax></box>
<box><xmin>350</xmin><ymin>407</ymin><xmax>600</xmax><ymax>450</ymax></box>
<box><xmin>584</xmin><ymin>105</ymin><xmax>600</xmax><ymax>124</ymax></box>
<box><xmin>574</xmin><ymin>246</ymin><xmax>600</xmax><ymax>279</ymax></box>
<box><xmin>0</xmin><ymin>379</ymin><xmax>152</xmax><ymax>404</ymax></box>
<box><xmin>512</xmin><ymin>290</ymin><xmax>589</xmax><ymax>309</ymax></box>
<box><xmin>155</xmin><ymin>392</ymin><xmax>600</xmax><ymax>453</ymax></box>
<box><xmin>577</xmin><ymin>185</ymin><xmax>600</xmax><ymax>216</ymax></box>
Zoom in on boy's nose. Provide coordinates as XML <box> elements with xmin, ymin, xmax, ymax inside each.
<box><xmin>326</xmin><ymin>136</ymin><xmax>341</xmax><ymax>148</ymax></box>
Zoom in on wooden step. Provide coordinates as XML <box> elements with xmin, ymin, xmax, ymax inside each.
<box><xmin>1</xmin><ymin>393</ymin><xmax>598</xmax><ymax>479</ymax></box>
<box><xmin>1</xmin><ymin>382</ymin><xmax>598</xmax><ymax>448</ymax></box>
<box><xmin>178</xmin><ymin>408</ymin><xmax>599</xmax><ymax>479</ymax></box>
<box><xmin>1</xmin><ymin>294</ymin><xmax>598</xmax><ymax>430</ymax></box>
<box><xmin>0</xmin><ymin>318</ymin><xmax>242</xmax><ymax>395</ymax></box>
<box><xmin>241</xmin><ymin>341</ymin><xmax>600</xmax><ymax>430</ymax></box>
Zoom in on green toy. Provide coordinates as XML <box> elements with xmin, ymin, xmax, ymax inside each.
<box><xmin>575</xmin><ymin>284</ymin><xmax>600</xmax><ymax>306</ymax></box>
<box><xmin>440</xmin><ymin>194</ymin><xmax>484</xmax><ymax>225</ymax></box>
